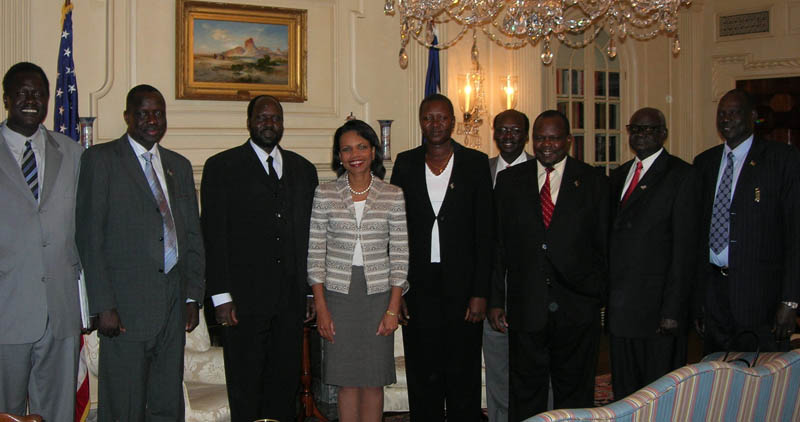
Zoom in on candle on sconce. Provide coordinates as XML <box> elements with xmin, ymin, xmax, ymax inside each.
<box><xmin>500</xmin><ymin>75</ymin><xmax>518</xmax><ymax>111</ymax></box>
<box><xmin>464</xmin><ymin>82</ymin><xmax>472</xmax><ymax>112</ymax></box>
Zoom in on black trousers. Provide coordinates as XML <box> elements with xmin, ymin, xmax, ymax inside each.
<box><xmin>402</xmin><ymin>264</ymin><xmax>483</xmax><ymax>422</ymax></box>
<box><xmin>508</xmin><ymin>303</ymin><xmax>600</xmax><ymax>422</ymax></box>
<box><xmin>609</xmin><ymin>333</ymin><xmax>686</xmax><ymax>400</ymax></box>
<box><xmin>704</xmin><ymin>267</ymin><xmax>788</xmax><ymax>354</ymax></box>
<box><xmin>222</xmin><ymin>308</ymin><xmax>303</xmax><ymax>422</ymax></box>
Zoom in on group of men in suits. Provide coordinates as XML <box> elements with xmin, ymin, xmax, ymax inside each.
<box><xmin>486</xmin><ymin>88</ymin><xmax>799</xmax><ymax>422</ymax></box>
<box><xmin>1</xmin><ymin>60</ymin><xmax>317</xmax><ymax>422</ymax></box>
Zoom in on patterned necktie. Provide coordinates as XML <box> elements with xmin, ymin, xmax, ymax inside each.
<box><xmin>540</xmin><ymin>167</ymin><xmax>555</xmax><ymax>228</ymax></box>
<box><xmin>621</xmin><ymin>161</ymin><xmax>643</xmax><ymax>204</ymax></box>
<box><xmin>710</xmin><ymin>152</ymin><xmax>735</xmax><ymax>254</ymax></box>
<box><xmin>142</xmin><ymin>152</ymin><xmax>178</xmax><ymax>273</ymax></box>
<box><xmin>21</xmin><ymin>140</ymin><xmax>39</xmax><ymax>201</ymax></box>
<box><xmin>267</xmin><ymin>155</ymin><xmax>280</xmax><ymax>184</ymax></box>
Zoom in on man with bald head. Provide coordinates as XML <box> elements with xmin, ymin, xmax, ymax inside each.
<box><xmin>484</xmin><ymin>109</ymin><xmax>533</xmax><ymax>422</ymax></box>
<box><xmin>694</xmin><ymin>89</ymin><xmax>800</xmax><ymax>353</ymax></box>
<box><xmin>201</xmin><ymin>95</ymin><xmax>318</xmax><ymax>421</ymax></box>
<box><xmin>608</xmin><ymin>107</ymin><xmax>698</xmax><ymax>400</ymax></box>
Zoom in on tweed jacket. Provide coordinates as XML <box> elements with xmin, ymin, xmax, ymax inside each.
<box><xmin>307</xmin><ymin>174</ymin><xmax>409</xmax><ymax>295</ymax></box>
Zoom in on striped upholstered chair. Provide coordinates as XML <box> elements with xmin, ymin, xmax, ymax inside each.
<box><xmin>527</xmin><ymin>350</ymin><xmax>800</xmax><ymax>422</ymax></box>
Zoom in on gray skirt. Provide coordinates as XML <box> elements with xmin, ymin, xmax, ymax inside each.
<box><xmin>323</xmin><ymin>266</ymin><xmax>396</xmax><ymax>387</ymax></box>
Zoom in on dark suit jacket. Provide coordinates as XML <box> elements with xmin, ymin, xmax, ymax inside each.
<box><xmin>608</xmin><ymin>150</ymin><xmax>698</xmax><ymax>338</ymax></box>
<box><xmin>200</xmin><ymin>142</ymin><xmax>318</xmax><ymax>318</ymax></box>
<box><xmin>694</xmin><ymin>137</ymin><xmax>800</xmax><ymax>327</ymax></box>
<box><xmin>76</xmin><ymin>135</ymin><xmax>205</xmax><ymax>341</ymax></box>
<box><xmin>390</xmin><ymin>140</ymin><xmax>493</xmax><ymax>317</ymax></box>
<box><xmin>492</xmin><ymin>157</ymin><xmax>609</xmax><ymax>332</ymax></box>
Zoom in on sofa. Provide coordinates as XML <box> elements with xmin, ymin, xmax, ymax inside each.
<box><xmin>85</xmin><ymin>315</ymin><xmax>230</xmax><ymax>422</ymax></box>
<box><xmin>526</xmin><ymin>350</ymin><xmax>800</xmax><ymax>422</ymax></box>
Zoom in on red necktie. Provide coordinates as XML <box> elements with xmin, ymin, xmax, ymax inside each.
<box><xmin>540</xmin><ymin>167</ymin><xmax>555</xmax><ymax>228</ymax></box>
<box><xmin>621</xmin><ymin>161</ymin><xmax>643</xmax><ymax>204</ymax></box>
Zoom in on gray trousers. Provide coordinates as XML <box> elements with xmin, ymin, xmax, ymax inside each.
<box><xmin>98</xmin><ymin>279</ymin><xmax>185</xmax><ymax>422</ymax></box>
<box><xmin>0</xmin><ymin>318</ymin><xmax>79</xmax><ymax>421</ymax></box>
<box><xmin>483</xmin><ymin>319</ymin><xmax>509</xmax><ymax>422</ymax></box>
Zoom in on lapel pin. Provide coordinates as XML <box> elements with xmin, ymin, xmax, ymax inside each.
<box><xmin>167</xmin><ymin>169</ymin><xmax>174</xmax><ymax>177</ymax></box>
<box><xmin>450</xmin><ymin>183</ymin><xmax>455</xmax><ymax>189</ymax></box>
<box><xmin>574</xmin><ymin>180</ymin><xmax>580</xmax><ymax>187</ymax></box>
<box><xmin>749</xmin><ymin>160</ymin><xmax>756</xmax><ymax>167</ymax></box>
<box><xmin>755</xmin><ymin>187</ymin><xmax>760</xmax><ymax>203</ymax></box>
<box><xmin>640</xmin><ymin>185</ymin><xmax>647</xmax><ymax>190</ymax></box>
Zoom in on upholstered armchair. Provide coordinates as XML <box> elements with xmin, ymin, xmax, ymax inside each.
<box><xmin>526</xmin><ymin>350</ymin><xmax>800</xmax><ymax>422</ymax></box>
<box><xmin>85</xmin><ymin>315</ymin><xmax>230</xmax><ymax>422</ymax></box>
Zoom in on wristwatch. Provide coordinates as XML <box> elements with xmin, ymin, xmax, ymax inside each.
<box><xmin>781</xmin><ymin>301</ymin><xmax>799</xmax><ymax>309</ymax></box>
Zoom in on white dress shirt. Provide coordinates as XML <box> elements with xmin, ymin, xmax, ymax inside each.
<box><xmin>2</xmin><ymin>123</ymin><xmax>46</xmax><ymax>200</ymax></box>
<box><xmin>536</xmin><ymin>157</ymin><xmax>567</xmax><ymax>205</ymax></box>
<box><xmin>212</xmin><ymin>141</ymin><xmax>284</xmax><ymax>307</ymax></box>
<box><xmin>710</xmin><ymin>135</ymin><xmax>754</xmax><ymax>267</ymax></box>
<box><xmin>619</xmin><ymin>147</ymin><xmax>664</xmax><ymax>201</ymax></box>
<box><xmin>426</xmin><ymin>153</ymin><xmax>454</xmax><ymax>263</ymax></box>
<box><xmin>494</xmin><ymin>153</ymin><xmax>529</xmax><ymax>187</ymax></box>
<box><xmin>352</xmin><ymin>200</ymin><xmax>366</xmax><ymax>266</ymax></box>
<box><xmin>250</xmin><ymin>139</ymin><xmax>283</xmax><ymax>179</ymax></box>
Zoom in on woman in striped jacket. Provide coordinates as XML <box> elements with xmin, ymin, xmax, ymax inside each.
<box><xmin>307</xmin><ymin>119</ymin><xmax>409</xmax><ymax>422</ymax></box>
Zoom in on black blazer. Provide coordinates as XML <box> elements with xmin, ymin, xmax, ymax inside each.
<box><xmin>492</xmin><ymin>156</ymin><xmax>609</xmax><ymax>332</ymax></box>
<box><xmin>608</xmin><ymin>151</ymin><xmax>698</xmax><ymax>338</ymax></box>
<box><xmin>694</xmin><ymin>137</ymin><xmax>800</xmax><ymax>327</ymax></box>
<box><xmin>390</xmin><ymin>140</ymin><xmax>493</xmax><ymax>315</ymax></box>
<box><xmin>200</xmin><ymin>142</ymin><xmax>318</xmax><ymax>318</ymax></box>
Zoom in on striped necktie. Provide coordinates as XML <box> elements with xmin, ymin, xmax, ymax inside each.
<box><xmin>21</xmin><ymin>140</ymin><xmax>39</xmax><ymax>201</ymax></box>
<box><xmin>142</xmin><ymin>152</ymin><xmax>178</xmax><ymax>273</ymax></box>
<box><xmin>540</xmin><ymin>167</ymin><xmax>555</xmax><ymax>228</ymax></box>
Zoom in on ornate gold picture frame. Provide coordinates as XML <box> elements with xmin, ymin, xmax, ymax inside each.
<box><xmin>176</xmin><ymin>0</ymin><xmax>307</xmax><ymax>102</ymax></box>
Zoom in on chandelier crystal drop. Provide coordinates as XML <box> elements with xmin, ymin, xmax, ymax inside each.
<box><xmin>384</xmin><ymin>0</ymin><xmax>691</xmax><ymax>65</ymax></box>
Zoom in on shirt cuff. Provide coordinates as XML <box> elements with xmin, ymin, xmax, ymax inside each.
<box><xmin>211</xmin><ymin>293</ymin><xmax>233</xmax><ymax>307</ymax></box>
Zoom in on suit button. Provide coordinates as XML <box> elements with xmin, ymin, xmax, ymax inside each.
<box><xmin>541</xmin><ymin>243</ymin><xmax>547</xmax><ymax>250</ymax></box>
<box><xmin>42</xmin><ymin>242</ymin><xmax>48</xmax><ymax>247</ymax></box>
<box><xmin>626</xmin><ymin>222</ymin><xmax>632</xmax><ymax>229</ymax></box>
<box><xmin>276</xmin><ymin>259</ymin><xmax>282</xmax><ymax>264</ymax></box>
<box><xmin>159</xmin><ymin>236</ymin><xmax>164</xmax><ymax>241</ymax></box>
<box><xmin>438</xmin><ymin>215</ymin><xmax>445</xmax><ymax>222</ymax></box>
<box><xmin>158</xmin><ymin>268</ymin><xmax>164</xmax><ymax>273</ymax></box>
<box><xmin>276</xmin><ymin>236</ymin><xmax>281</xmax><ymax>241</ymax></box>
<box><xmin>276</xmin><ymin>212</ymin><xmax>282</xmax><ymax>219</ymax></box>
<box><xmin>41</xmin><ymin>276</ymin><xmax>46</xmax><ymax>282</ymax></box>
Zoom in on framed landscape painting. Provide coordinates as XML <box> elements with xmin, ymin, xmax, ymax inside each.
<box><xmin>176</xmin><ymin>0</ymin><xmax>307</xmax><ymax>102</ymax></box>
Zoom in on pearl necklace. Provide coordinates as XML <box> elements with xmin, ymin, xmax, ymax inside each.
<box><xmin>347</xmin><ymin>172</ymin><xmax>374</xmax><ymax>195</ymax></box>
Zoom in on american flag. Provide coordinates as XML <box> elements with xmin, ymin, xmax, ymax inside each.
<box><xmin>55</xmin><ymin>0</ymin><xmax>79</xmax><ymax>141</ymax></box>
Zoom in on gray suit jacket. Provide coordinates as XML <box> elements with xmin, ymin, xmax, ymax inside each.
<box><xmin>489</xmin><ymin>152</ymin><xmax>534</xmax><ymax>186</ymax></box>
<box><xmin>0</xmin><ymin>124</ymin><xmax>84</xmax><ymax>343</ymax></box>
<box><xmin>76</xmin><ymin>135</ymin><xmax>205</xmax><ymax>341</ymax></box>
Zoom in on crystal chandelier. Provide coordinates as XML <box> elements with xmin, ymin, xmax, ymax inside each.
<box><xmin>384</xmin><ymin>0</ymin><xmax>691</xmax><ymax>67</ymax></box>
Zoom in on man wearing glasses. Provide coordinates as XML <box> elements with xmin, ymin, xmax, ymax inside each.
<box><xmin>607</xmin><ymin>107</ymin><xmax>699</xmax><ymax>400</ymax></box>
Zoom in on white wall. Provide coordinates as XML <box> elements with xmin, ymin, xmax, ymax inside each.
<box><xmin>3</xmin><ymin>0</ymin><xmax>800</xmax><ymax>172</ymax></box>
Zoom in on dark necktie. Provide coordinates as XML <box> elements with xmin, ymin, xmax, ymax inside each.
<box><xmin>21</xmin><ymin>140</ymin><xmax>39</xmax><ymax>201</ymax></box>
<box><xmin>621</xmin><ymin>161</ymin><xmax>643</xmax><ymax>204</ymax></box>
<box><xmin>710</xmin><ymin>152</ymin><xmax>735</xmax><ymax>254</ymax></box>
<box><xmin>540</xmin><ymin>167</ymin><xmax>555</xmax><ymax>228</ymax></box>
<box><xmin>267</xmin><ymin>155</ymin><xmax>280</xmax><ymax>184</ymax></box>
<box><xmin>142</xmin><ymin>152</ymin><xmax>178</xmax><ymax>273</ymax></box>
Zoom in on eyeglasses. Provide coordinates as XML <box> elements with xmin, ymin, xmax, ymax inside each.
<box><xmin>495</xmin><ymin>127</ymin><xmax>525</xmax><ymax>136</ymax></box>
<box><xmin>626</xmin><ymin>124</ymin><xmax>663</xmax><ymax>135</ymax></box>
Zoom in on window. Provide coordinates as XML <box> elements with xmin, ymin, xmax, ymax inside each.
<box><xmin>554</xmin><ymin>31</ymin><xmax>621</xmax><ymax>174</ymax></box>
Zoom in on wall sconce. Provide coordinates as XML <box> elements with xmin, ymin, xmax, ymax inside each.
<box><xmin>456</xmin><ymin>33</ymin><xmax>486</xmax><ymax>149</ymax></box>
<box><xmin>500</xmin><ymin>75</ymin><xmax>518</xmax><ymax>111</ymax></box>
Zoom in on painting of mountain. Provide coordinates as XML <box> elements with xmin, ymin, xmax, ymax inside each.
<box><xmin>192</xmin><ymin>19</ymin><xmax>289</xmax><ymax>84</ymax></box>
